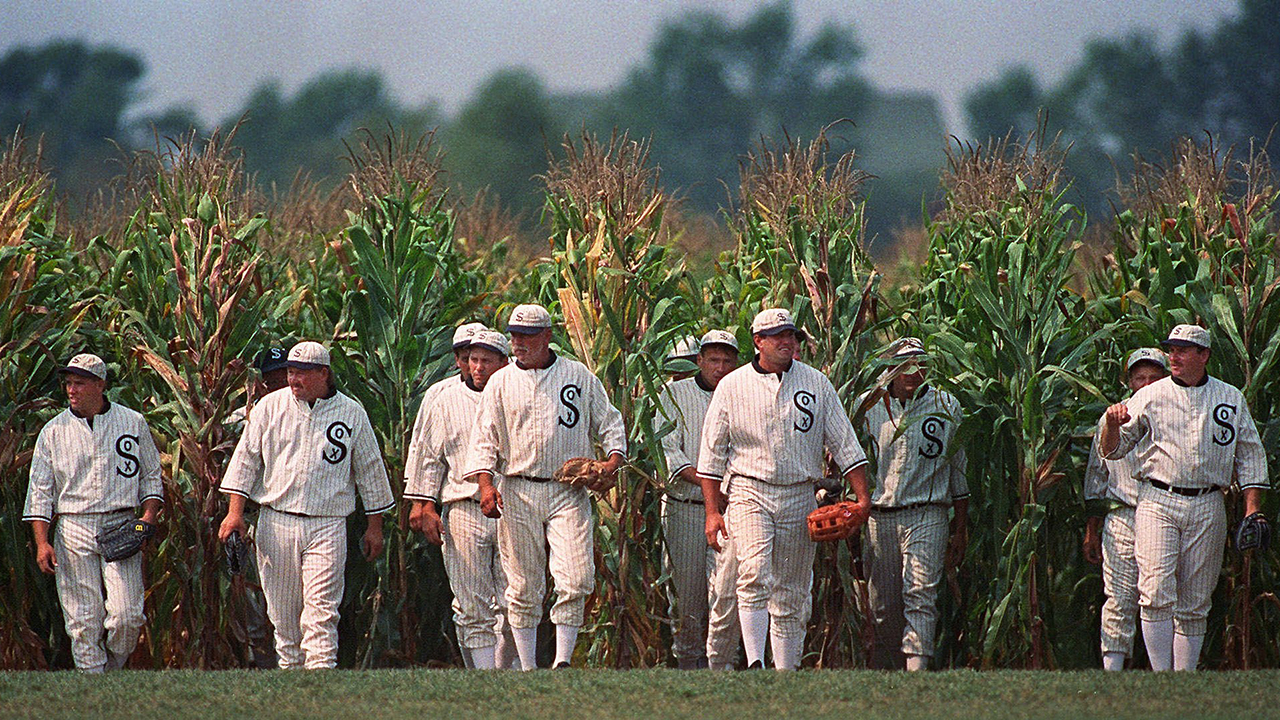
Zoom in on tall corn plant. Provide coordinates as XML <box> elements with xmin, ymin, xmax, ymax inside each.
<box><xmin>722</xmin><ymin>129</ymin><xmax>889</xmax><ymax>666</ymax></box>
<box><xmin>1091</xmin><ymin>138</ymin><xmax>1280</xmax><ymax>668</ymax></box>
<box><xmin>539</xmin><ymin>132</ymin><xmax>694</xmax><ymax>668</ymax></box>
<box><xmin>327</xmin><ymin>131</ymin><xmax>486</xmax><ymax>667</ymax></box>
<box><xmin>915</xmin><ymin>133</ymin><xmax>1116</xmax><ymax>668</ymax></box>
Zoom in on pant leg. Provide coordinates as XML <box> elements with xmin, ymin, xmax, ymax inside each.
<box><xmin>299</xmin><ymin>515</ymin><xmax>347</xmax><ymax>669</ymax></box>
<box><xmin>53</xmin><ymin>514</ymin><xmax>108</xmax><ymax>670</ymax></box>
<box><xmin>256</xmin><ymin>508</ymin><xmax>306</xmax><ymax>669</ymax></box>
<box><xmin>899</xmin><ymin>506</ymin><xmax>948</xmax><ymax>659</ymax></box>
<box><xmin>243</xmin><ymin>511</ymin><xmax>277</xmax><ymax>668</ymax></box>
<box><xmin>100</xmin><ymin>538</ymin><xmax>145</xmax><ymax>667</ymax></box>
<box><xmin>864</xmin><ymin>512</ymin><xmax>905</xmax><ymax>670</ymax></box>
<box><xmin>1172</xmin><ymin>493</ymin><xmax>1226</xmax><ymax>637</ymax></box>
<box><xmin>1136</xmin><ymin>485</ymin><xmax>1181</xmax><ymax>625</ymax></box>
<box><xmin>1100</xmin><ymin>507</ymin><xmax>1139</xmax><ymax>656</ymax></box>
<box><xmin>545</xmin><ymin>483</ymin><xmax>594</xmax><ymax>627</ymax></box>
<box><xmin>662</xmin><ymin>497</ymin><xmax>711</xmax><ymax>661</ymax></box>
<box><xmin>498</xmin><ymin>479</ymin><xmax>550</xmax><ymax>629</ymax></box>
<box><xmin>766</xmin><ymin>484</ymin><xmax>817</xmax><ymax>642</ymax></box>
<box><xmin>706</xmin><ymin>524</ymin><xmax>741</xmax><ymax>667</ymax></box>
<box><xmin>728</xmin><ymin>478</ymin><xmax>775</xmax><ymax>616</ymax></box>
<box><xmin>444</xmin><ymin>501</ymin><xmax>500</xmax><ymax>649</ymax></box>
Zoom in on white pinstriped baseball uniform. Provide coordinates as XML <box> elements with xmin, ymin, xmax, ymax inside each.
<box><xmin>405</xmin><ymin>378</ymin><xmax>511</xmax><ymax>653</ymax></box>
<box><xmin>1084</xmin><ymin>412</ymin><xmax>1143</xmax><ymax>658</ymax></box>
<box><xmin>1107</xmin><ymin>375</ymin><xmax>1268</xmax><ymax>637</ymax></box>
<box><xmin>403</xmin><ymin>374</ymin><xmax>462</xmax><ymax>488</ymax></box>
<box><xmin>858</xmin><ymin>386</ymin><xmax>967</xmax><ymax>667</ymax></box>
<box><xmin>221</xmin><ymin>387</ymin><xmax>394</xmax><ymax>669</ymax></box>
<box><xmin>463</xmin><ymin>353</ymin><xmax>627</xmax><ymax>631</ymax></box>
<box><xmin>656</xmin><ymin>375</ymin><xmax>740</xmax><ymax>666</ymax></box>
<box><xmin>23</xmin><ymin>401</ymin><xmax>164</xmax><ymax>671</ymax></box>
<box><xmin>696</xmin><ymin>358</ymin><xmax>866</xmax><ymax>667</ymax></box>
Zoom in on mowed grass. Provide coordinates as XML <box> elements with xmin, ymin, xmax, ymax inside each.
<box><xmin>2</xmin><ymin>669</ymin><xmax>1280</xmax><ymax>720</ymax></box>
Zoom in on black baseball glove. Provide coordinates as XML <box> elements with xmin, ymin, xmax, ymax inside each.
<box><xmin>1236</xmin><ymin>512</ymin><xmax>1271</xmax><ymax>552</ymax></box>
<box><xmin>96</xmin><ymin>518</ymin><xmax>155</xmax><ymax>562</ymax></box>
<box><xmin>225</xmin><ymin>530</ymin><xmax>249</xmax><ymax>575</ymax></box>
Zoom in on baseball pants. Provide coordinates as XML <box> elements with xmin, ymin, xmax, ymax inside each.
<box><xmin>706</xmin><ymin>520</ymin><xmax>742</xmax><ymax>668</ymax></box>
<box><xmin>727</xmin><ymin>477</ymin><xmax>816</xmax><ymax>643</ymax></box>
<box><xmin>1135</xmin><ymin>484</ymin><xmax>1226</xmax><ymax>636</ymax></box>
<box><xmin>661</xmin><ymin>496</ymin><xmax>714</xmax><ymax>664</ymax></box>
<box><xmin>498</xmin><ymin>479</ymin><xmax>594</xmax><ymax>629</ymax></box>
<box><xmin>443</xmin><ymin>500</ymin><xmax>510</xmax><ymax>650</ymax></box>
<box><xmin>53</xmin><ymin>510</ymin><xmax>145</xmax><ymax>671</ymax></box>
<box><xmin>256</xmin><ymin>507</ymin><xmax>347</xmax><ymax>669</ymax></box>
<box><xmin>1100</xmin><ymin>506</ymin><xmax>1139</xmax><ymax>656</ymax></box>
<box><xmin>864</xmin><ymin>505</ymin><xmax>948</xmax><ymax>666</ymax></box>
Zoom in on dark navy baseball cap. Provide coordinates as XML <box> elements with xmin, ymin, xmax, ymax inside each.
<box><xmin>255</xmin><ymin>347</ymin><xmax>289</xmax><ymax>373</ymax></box>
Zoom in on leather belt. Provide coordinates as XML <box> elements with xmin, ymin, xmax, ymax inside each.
<box><xmin>1148</xmin><ymin>479</ymin><xmax>1220</xmax><ymax>497</ymax></box>
<box><xmin>266</xmin><ymin>506</ymin><xmax>313</xmax><ymax>518</ymax></box>
<box><xmin>871</xmin><ymin>502</ymin><xmax>938</xmax><ymax>514</ymax></box>
<box><xmin>665</xmin><ymin>495</ymin><xmax>704</xmax><ymax>506</ymax></box>
<box><xmin>512</xmin><ymin>475</ymin><xmax>554</xmax><ymax>483</ymax></box>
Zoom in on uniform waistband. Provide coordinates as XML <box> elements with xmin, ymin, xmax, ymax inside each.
<box><xmin>1146</xmin><ymin>479</ymin><xmax>1221</xmax><ymax>498</ymax></box>
<box><xmin>511</xmin><ymin>475</ymin><xmax>554</xmax><ymax>483</ymax></box>
<box><xmin>664</xmin><ymin>494</ymin><xmax>704</xmax><ymax>506</ymax></box>
<box><xmin>871</xmin><ymin>502</ymin><xmax>944</xmax><ymax>514</ymax></box>
<box><xmin>264</xmin><ymin>506</ymin><xmax>315</xmax><ymax>518</ymax></box>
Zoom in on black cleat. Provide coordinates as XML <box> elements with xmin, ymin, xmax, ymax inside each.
<box><xmin>744</xmin><ymin>660</ymin><xmax>764</xmax><ymax>670</ymax></box>
<box><xmin>554</xmin><ymin>661</ymin><xmax>571</xmax><ymax>669</ymax></box>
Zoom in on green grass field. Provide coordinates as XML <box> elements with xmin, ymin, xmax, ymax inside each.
<box><xmin>2</xmin><ymin>669</ymin><xmax>1279</xmax><ymax>719</ymax></box>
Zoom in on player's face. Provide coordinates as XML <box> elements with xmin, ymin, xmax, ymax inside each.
<box><xmin>454</xmin><ymin>347</ymin><xmax>473</xmax><ymax>380</ymax></box>
<box><xmin>288</xmin><ymin>366</ymin><xmax>331</xmax><ymax>403</ymax></box>
<box><xmin>468</xmin><ymin>348</ymin><xmax>508</xmax><ymax>390</ymax></box>
<box><xmin>1126</xmin><ymin>363</ymin><xmax>1167</xmax><ymax>392</ymax></box>
<box><xmin>1166</xmin><ymin>344</ymin><xmax>1210</xmax><ymax>383</ymax></box>
<box><xmin>63</xmin><ymin>373</ymin><xmax>106</xmax><ymax>415</ymax></box>
<box><xmin>753</xmin><ymin>330</ymin><xmax>798</xmax><ymax>368</ymax></box>
<box><xmin>510</xmin><ymin>328</ymin><xmax>552</xmax><ymax>365</ymax></box>
<box><xmin>261</xmin><ymin>368</ymin><xmax>288</xmax><ymax>393</ymax></box>
<box><xmin>893</xmin><ymin>360</ymin><xmax>927</xmax><ymax>397</ymax></box>
<box><xmin>696</xmin><ymin>346</ymin><xmax>739</xmax><ymax>388</ymax></box>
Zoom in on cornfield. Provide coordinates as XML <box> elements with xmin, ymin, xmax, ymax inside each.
<box><xmin>0</xmin><ymin>123</ymin><xmax>1276</xmax><ymax>670</ymax></box>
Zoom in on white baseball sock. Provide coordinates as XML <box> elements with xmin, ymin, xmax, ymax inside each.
<box><xmin>470</xmin><ymin>645</ymin><xmax>496</xmax><ymax>670</ymax></box>
<box><xmin>1102</xmin><ymin>652</ymin><xmax>1126</xmax><ymax>671</ymax></box>
<box><xmin>739</xmin><ymin>607</ymin><xmax>769</xmax><ymax>667</ymax></box>
<box><xmin>770</xmin><ymin>631</ymin><xmax>798</xmax><ymax>671</ymax></box>
<box><xmin>1141</xmin><ymin>619</ymin><xmax>1174</xmax><ymax>671</ymax></box>
<box><xmin>555</xmin><ymin>624</ymin><xmax>580</xmax><ymax>666</ymax></box>
<box><xmin>458</xmin><ymin>645</ymin><xmax>474</xmax><ymax>669</ymax></box>
<box><xmin>905</xmin><ymin>654</ymin><xmax>928</xmax><ymax>672</ymax></box>
<box><xmin>512</xmin><ymin>626</ymin><xmax>538</xmax><ymax>671</ymax></box>
<box><xmin>1172</xmin><ymin>633</ymin><xmax>1204</xmax><ymax>672</ymax></box>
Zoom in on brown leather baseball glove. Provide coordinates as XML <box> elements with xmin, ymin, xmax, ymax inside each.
<box><xmin>807</xmin><ymin>501</ymin><xmax>868</xmax><ymax>542</ymax></box>
<box><xmin>554</xmin><ymin>457</ymin><xmax>614</xmax><ymax>493</ymax></box>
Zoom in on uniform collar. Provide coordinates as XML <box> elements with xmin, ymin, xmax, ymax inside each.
<box><xmin>70</xmin><ymin>398</ymin><xmax>111</xmax><ymax>420</ymax></box>
<box><xmin>464</xmin><ymin>376</ymin><xmax>482</xmax><ymax>392</ymax></box>
<box><xmin>694</xmin><ymin>373</ymin><xmax>715</xmax><ymax>392</ymax></box>
<box><xmin>751</xmin><ymin>355</ymin><xmax>792</xmax><ymax>377</ymax></box>
<box><xmin>516</xmin><ymin>350</ymin><xmax>557</xmax><ymax>371</ymax></box>
<box><xmin>1171</xmin><ymin>373</ymin><xmax>1209</xmax><ymax>388</ymax></box>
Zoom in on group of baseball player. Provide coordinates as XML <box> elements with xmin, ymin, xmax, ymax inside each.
<box><xmin>24</xmin><ymin>296</ymin><xmax>1270</xmax><ymax>673</ymax></box>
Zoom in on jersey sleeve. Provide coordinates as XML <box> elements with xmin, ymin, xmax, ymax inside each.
<box><xmin>1083</xmin><ymin>419</ymin><xmax>1110</xmax><ymax>503</ymax></box>
<box><xmin>1234</xmin><ymin>397</ymin><xmax>1269</xmax><ymax>490</ymax></box>
<box><xmin>1105</xmin><ymin>397</ymin><xmax>1148</xmax><ymax>460</ymax></box>
<box><xmin>822</xmin><ymin>380</ymin><xmax>867</xmax><ymax>475</ymax></box>
<box><xmin>696</xmin><ymin>385</ymin><xmax>731</xmax><ymax>481</ymax></box>
<box><xmin>656</xmin><ymin>386</ymin><xmax>691</xmax><ymax>476</ymax></box>
<box><xmin>588</xmin><ymin>370</ymin><xmax>628</xmax><ymax>459</ymax></box>
<box><xmin>463</xmin><ymin>380</ymin><xmax>503</xmax><ymax>479</ymax></box>
<box><xmin>406</xmin><ymin>401</ymin><xmax>449</xmax><ymax>504</ymax></box>
<box><xmin>137</xmin><ymin>421</ymin><xmax>165</xmax><ymax>505</ymax></box>
<box><xmin>22</xmin><ymin>426</ymin><xmax>56</xmax><ymax>522</ymax></box>
<box><xmin>221</xmin><ymin>404</ymin><xmax>266</xmax><ymax>498</ymax></box>
<box><xmin>402</xmin><ymin>391</ymin><xmax>434</xmax><ymax>500</ymax></box>
<box><xmin>351</xmin><ymin>410</ymin><xmax>394</xmax><ymax>515</ymax></box>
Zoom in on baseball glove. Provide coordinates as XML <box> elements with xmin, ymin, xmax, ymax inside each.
<box><xmin>807</xmin><ymin>501</ymin><xmax>868</xmax><ymax>543</ymax></box>
<box><xmin>554</xmin><ymin>457</ymin><xmax>614</xmax><ymax>493</ymax></box>
<box><xmin>96</xmin><ymin>518</ymin><xmax>155</xmax><ymax>562</ymax></box>
<box><xmin>225</xmin><ymin>530</ymin><xmax>248</xmax><ymax>575</ymax></box>
<box><xmin>1235</xmin><ymin>512</ymin><xmax>1272</xmax><ymax>552</ymax></box>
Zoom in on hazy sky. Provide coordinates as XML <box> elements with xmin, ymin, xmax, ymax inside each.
<box><xmin>3</xmin><ymin>0</ymin><xmax>1238</xmax><ymax>134</ymax></box>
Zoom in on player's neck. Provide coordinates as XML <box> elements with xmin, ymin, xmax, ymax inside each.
<box><xmin>70</xmin><ymin>397</ymin><xmax>108</xmax><ymax>420</ymax></box>
<box><xmin>517</xmin><ymin>349</ymin><xmax>555</xmax><ymax>370</ymax></box>
<box><xmin>1171</xmin><ymin>371</ymin><xmax>1208</xmax><ymax>387</ymax></box>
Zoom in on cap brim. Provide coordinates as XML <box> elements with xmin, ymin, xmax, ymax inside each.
<box><xmin>471</xmin><ymin>342</ymin><xmax>508</xmax><ymax>357</ymax></box>
<box><xmin>452</xmin><ymin>340</ymin><xmax>473</xmax><ymax>350</ymax></box>
<box><xmin>259</xmin><ymin>361</ymin><xmax>289</xmax><ymax>373</ymax></box>
<box><xmin>507</xmin><ymin>325</ymin><xmax>549</xmax><ymax>335</ymax></box>
<box><xmin>698</xmin><ymin>342</ymin><xmax>738</xmax><ymax>354</ymax></box>
<box><xmin>754</xmin><ymin>324</ymin><xmax>807</xmax><ymax>341</ymax></box>
<box><xmin>59</xmin><ymin>367</ymin><xmax>105</xmax><ymax>380</ymax></box>
<box><xmin>286</xmin><ymin>361</ymin><xmax>329</xmax><ymax>370</ymax></box>
<box><xmin>1159</xmin><ymin>339</ymin><xmax>1208</xmax><ymax>349</ymax></box>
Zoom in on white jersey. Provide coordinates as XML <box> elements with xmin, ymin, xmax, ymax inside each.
<box><xmin>403</xmin><ymin>374</ymin><xmax>462</xmax><ymax>493</ymax></box>
<box><xmin>405</xmin><ymin>378</ymin><xmax>490</xmax><ymax>504</ymax></box>
<box><xmin>220</xmin><ymin>388</ymin><xmax>394</xmax><ymax>516</ymax></box>
<box><xmin>858</xmin><ymin>386</ymin><xmax>969</xmax><ymax>507</ymax></box>
<box><xmin>464</xmin><ymin>353</ymin><xmax>627</xmax><ymax>479</ymax></box>
<box><xmin>656</xmin><ymin>376</ymin><xmax>715</xmax><ymax>502</ymax></box>
<box><xmin>1084</xmin><ymin>409</ymin><xmax>1142</xmax><ymax>507</ymax></box>
<box><xmin>23</xmin><ymin>402</ymin><xmax>164</xmax><ymax>521</ymax></box>
<box><xmin>696</xmin><ymin>359</ymin><xmax>867</xmax><ymax>486</ymax></box>
<box><xmin>1107</xmin><ymin>376</ymin><xmax>1267</xmax><ymax>490</ymax></box>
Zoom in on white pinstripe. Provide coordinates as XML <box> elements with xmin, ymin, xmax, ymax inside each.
<box><xmin>496</xmin><ymin>478</ymin><xmax>594</xmax><ymax>628</ymax></box>
<box><xmin>255</xmin><ymin>507</ymin><xmax>347</xmax><ymax>669</ymax></box>
<box><xmin>52</xmin><ymin>510</ymin><xmax>145</xmax><ymax>671</ymax></box>
<box><xmin>403</xmin><ymin>375</ymin><xmax>461</xmax><ymax>498</ymax></box>
<box><xmin>705</xmin><ymin>526</ymin><xmax>742</xmax><ymax>668</ymax></box>
<box><xmin>1100</xmin><ymin>507</ymin><xmax>1139</xmax><ymax>655</ymax></box>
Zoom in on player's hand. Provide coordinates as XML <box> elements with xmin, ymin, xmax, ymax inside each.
<box><xmin>708</xmin><ymin>485</ymin><xmax>728</xmax><ymax>515</ymax></box>
<box><xmin>407</xmin><ymin>502</ymin><xmax>425</xmax><ymax>533</ymax></box>
<box><xmin>946</xmin><ymin>525</ymin><xmax>967</xmax><ymax>568</ymax></box>
<box><xmin>480</xmin><ymin>485</ymin><xmax>503</xmax><ymax>519</ymax></box>
<box><xmin>421</xmin><ymin>508</ymin><xmax>444</xmax><ymax>546</ymax></box>
<box><xmin>1104</xmin><ymin>403</ymin><xmax>1131</xmax><ymax>429</ymax></box>
<box><xmin>705</xmin><ymin>511</ymin><xmax>728</xmax><ymax>552</ymax></box>
<box><xmin>1083</xmin><ymin>522</ymin><xmax>1103</xmax><ymax>565</ymax></box>
<box><xmin>362</xmin><ymin>523</ymin><xmax>384</xmax><ymax>560</ymax></box>
<box><xmin>35</xmin><ymin>542</ymin><xmax>57</xmax><ymax>574</ymax></box>
<box><xmin>218</xmin><ymin>512</ymin><xmax>247</xmax><ymax>543</ymax></box>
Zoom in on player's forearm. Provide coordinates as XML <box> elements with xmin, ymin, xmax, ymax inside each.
<box><xmin>225</xmin><ymin>493</ymin><xmax>247</xmax><ymax>520</ymax></box>
<box><xmin>843</xmin><ymin>465</ymin><xmax>870</xmax><ymax>505</ymax></box>
<box><xmin>677</xmin><ymin>467</ymin><xmax>701</xmax><ymax>486</ymax></box>
<box><xmin>1243</xmin><ymin>487</ymin><xmax>1263</xmax><ymax>516</ymax></box>
<box><xmin>31</xmin><ymin>519</ymin><xmax>51</xmax><ymax>549</ymax></box>
<box><xmin>140</xmin><ymin>498</ymin><xmax>162</xmax><ymax>524</ymax></box>
<box><xmin>366</xmin><ymin>513</ymin><xmax>385</xmax><ymax>534</ymax></box>
<box><xmin>952</xmin><ymin>497</ymin><xmax>969</xmax><ymax>530</ymax></box>
<box><xmin>699</xmin><ymin>475</ymin><xmax>725</xmax><ymax>512</ymax></box>
<box><xmin>472</xmin><ymin>471</ymin><xmax>495</xmax><ymax>491</ymax></box>
<box><xmin>1098</xmin><ymin>422</ymin><xmax>1120</xmax><ymax>457</ymax></box>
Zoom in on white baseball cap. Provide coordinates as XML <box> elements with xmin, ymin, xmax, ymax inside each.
<box><xmin>885</xmin><ymin>337</ymin><xmax>927</xmax><ymax>361</ymax></box>
<box><xmin>287</xmin><ymin>341</ymin><xmax>331</xmax><ymax>369</ymax></box>
<box><xmin>452</xmin><ymin>322</ymin><xmax>489</xmax><ymax>349</ymax></box>
<box><xmin>508</xmin><ymin>304</ymin><xmax>553</xmax><ymax>335</ymax></box>
<box><xmin>1125</xmin><ymin>347</ymin><xmax>1169</xmax><ymax>373</ymax></box>
<box><xmin>699</xmin><ymin>329</ymin><xmax>739</xmax><ymax>353</ymax></box>
<box><xmin>61</xmin><ymin>353</ymin><xmax>107</xmax><ymax>381</ymax></box>
<box><xmin>666</xmin><ymin>335</ymin><xmax>700</xmax><ymax>361</ymax></box>
<box><xmin>751</xmin><ymin>308</ymin><xmax>807</xmax><ymax>341</ymax></box>
<box><xmin>469</xmin><ymin>330</ymin><xmax>510</xmax><ymax>357</ymax></box>
<box><xmin>1161</xmin><ymin>324</ymin><xmax>1210</xmax><ymax>350</ymax></box>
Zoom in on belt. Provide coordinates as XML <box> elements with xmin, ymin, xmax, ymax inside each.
<box><xmin>871</xmin><ymin>502</ymin><xmax>939</xmax><ymax>514</ymax></box>
<box><xmin>265</xmin><ymin>506</ymin><xmax>313</xmax><ymax>518</ymax></box>
<box><xmin>1147</xmin><ymin>479</ymin><xmax>1221</xmax><ymax>497</ymax></box>
<box><xmin>665</xmin><ymin>495</ymin><xmax>704</xmax><ymax>506</ymax></box>
<box><xmin>512</xmin><ymin>475</ymin><xmax>554</xmax><ymax>483</ymax></box>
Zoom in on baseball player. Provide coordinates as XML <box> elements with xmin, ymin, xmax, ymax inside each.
<box><xmin>665</xmin><ymin>335</ymin><xmax>700</xmax><ymax>380</ymax></box>
<box><xmin>697</xmin><ymin>308</ymin><xmax>870</xmax><ymax>671</ymax></box>
<box><xmin>1099</xmin><ymin>324</ymin><xmax>1268</xmax><ymax>671</ymax></box>
<box><xmin>406</xmin><ymin>322</ymin><xmax>487</xmax><ymax>535</ymax></box>
<box><xmin>405</xmin><ymin>331</ymin><xmax>516</xmax><ymax>670</ymax></box>
<box><xmin>857</xmin><ymin>338</ymin><xmax>968</xmax><ymax>672</ymax></box>
<box><xmin>463</xmin><ymin>303</ymin><xmax>627</xmax><ymax>670</ymax></box>
<box><xmin>656</xmin><ymin>329</ymin><xmax>741</xmax><ymax>670</ymax></box>
<box><xmin>218</xmin><ymin>341</ymin><xmax>394</xmax><ymax>670</ymax></box>
<box><xmin>23</xmin><ymin>353</ymin><xmax>164</xmax><ymax>672</ymax></box>
<box><xmin>1083</xmin><ymin>347</ymin><xmax>1168</xmax><ymax>671</ymax></box>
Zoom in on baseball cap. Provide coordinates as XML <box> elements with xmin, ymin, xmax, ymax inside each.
<box><xmin>699</xmin><ymin>329</ymin><xmax>740</xmax><ymax>353</ymax></box>
<box><xmin>452</xmin><ymin>322</ymin><xmax>489</xmax><ymax>349</ymax></box>
<box><xmin>666</xmin><ymin>335</ymin><xmax>700</xmax><ymax>361</ymax></box>
<box><xmin>60</xmin><ymin>353</ymin><xmax>107</xmax><ymax>381</ymax></box>
<box><xmin>885</xmin><ymin>337</ymin><xmax>927</xmax><ymax>361</ymax></box>
<box><xmin>508</xmin><ymin>304</ymin><xmax>553</xmax><ymax>335</ymax></box>
<box><xmin>286</xmin><ymin>341</ymin><xmax>331</xmax><ymax>369</ymax></box>
<box><xmin>255</xmin><ymin>347</ymin><xmax>289</xmax><ymax>374</ymax></box>
<box><xmin>1125</xmin><ymin>347</ymin><xmax>1169</xmax><ymax>373</ymax></box>
<box><xmin>469</xmin><ymin>330</ymin><xmax>511</xmax><ymax>357</ymax></box>
<box><xmin>1160</xmin><ymin>324</ymin><xmax>1211</xmax><ymax>350</ymax></box>
<box><xmin>751</xmin><ymin>308</ymin><xmax>807</xmax><ymax>342</ymax></box>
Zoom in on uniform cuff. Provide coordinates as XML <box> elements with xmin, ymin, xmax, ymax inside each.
<box><xmin>141</xmin><ymin>494</ymin><xmax>165</xmax><ymax>505</ymax></box>
<box><xmin>695</xmin><ymin>470</ymin><xmax>724</xmax><ymax>481</ymax></box>
<box><xmin>951</xmin><ymin>492</ymin><xmax>970</xmax><ymax>502</ymax></box>
<box><xmin>669</xmin><ymin>463</ymin><xmax>693</xmax><ymax>477</ymax></box>
<box><xmin>364</xmin><ymin>501</ymin><xmax>395</xmax><ymax>515</ymax></box>
<box><xmin>606</xmin><ymin>449</ymin><xmax>626</xmax><ymax>460</ymax></box>
<box><xmin>402</xmin><ymin>492</ymin><xmax>432</xmax><ymax>501</ymax></box>
<box><xmin>22</xmin><ymin>514</ymin><xmax>52</xmax><ymax>523</ymax></box>
<box><xmin>839</xmin><ymin>459</ymin><xmax>869</xmax><ymax>475</ymax></box>
<box><xmin>220</xmin><ymin>487</ymin><xmax>250</xmax><ymax>499</ymax></box>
